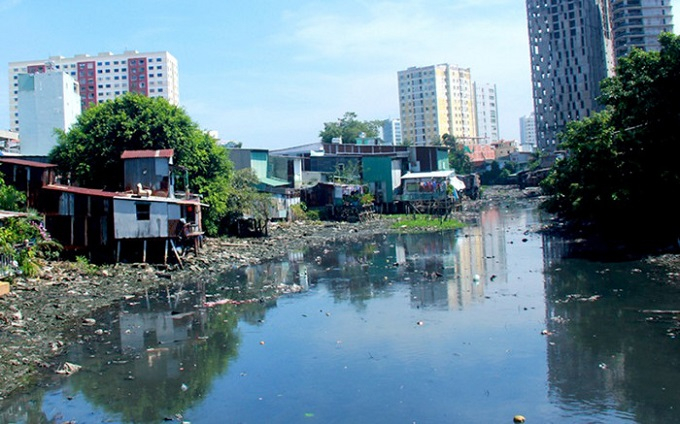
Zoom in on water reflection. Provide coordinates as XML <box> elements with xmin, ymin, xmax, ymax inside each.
<box><xmin>542</xmin><ymin>233</ymin><xmax>680</xmax><ymax>423</ymax></box>
<box><xmin>2</xmin><ymin>203</ymin><xmax>680</xmax><ymax>423</ymax></box>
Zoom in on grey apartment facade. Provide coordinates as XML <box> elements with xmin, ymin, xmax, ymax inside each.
<box><xmin>526</xmin><ymin>0</ymin><xmax>673</xmax><ymax>151</ymax></box>
<box><xmin>526</xmin><ymin>0</ymin><xmax>616</xmax><ymax>151</ymax></box>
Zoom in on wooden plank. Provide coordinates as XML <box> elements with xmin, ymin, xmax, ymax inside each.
<box><xmin>169</xmin><ymin>239</ymin><xmax>183</xmax><ymax>269</ymax></box>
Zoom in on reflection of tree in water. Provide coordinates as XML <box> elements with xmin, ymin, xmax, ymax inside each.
<box><xmin>543</xmin><ymin>254</ymin><xmax>680</xmax><ymax>423</ymax></box>
<box><xmin>0</xmin><ymin>390</ymin><xmax>50</xmax><ymax>423</ymax></box>
<box><xmin>64</xmin><ymin>294</ymin><xmax>268</xmax><ymax>422</ymax></box>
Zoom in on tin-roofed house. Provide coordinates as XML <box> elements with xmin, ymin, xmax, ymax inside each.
<box><xmin>0</xmin><ymin>157</ymin><xmax>57</xmax><ymax>209</ymax></box>
<box><xmin>37</xmin><ymin>149</ymin><xmax>205</xmax><ymax>264</ymax></box>
<box><xmin>397</xmin><ymin>170</ymin><xmax>464</xmax><ymax>218</ymax></box>
<box><xmin>121</xmin><ymin>149</ymin><xmax>174</xmax><ymax>197</ymax></box>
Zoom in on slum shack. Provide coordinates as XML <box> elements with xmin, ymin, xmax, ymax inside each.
<box><xmin>121</xmin><ymin>149</ymin><xmax>174</xmax><ymax>196</ymax></box>
<box><xmin>0</xmin><ymin>157</ymin><xmax>57</xmax><ymax>209</ymax></box>
<box><xmin>397</xmin><ymin>170</ymin><xmax>464</xmax><ymax>217</ymax></box>
<box><xmin>302</xmin><ymin>182</ymin><xmax>370</xmax><ymax>222</ymax></box>
<box><xmin>36</xmin><ymin>149</ymin><xmax>205</xmax><ymax>264</ymax></box>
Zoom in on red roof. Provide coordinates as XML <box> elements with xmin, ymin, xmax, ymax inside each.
<box><xmin>0</xmin><ymin>158</ymin><xmax>57</xmax><ymax>168</ymax></box>
<box><xmin>121</xmin><ymin>149</ymin><xmax>174</xmax><ymax>159</ymax></box>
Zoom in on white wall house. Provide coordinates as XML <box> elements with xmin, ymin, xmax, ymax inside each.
<box><xmin>17</xmin><ymin>71</ymin><xmax>81</xmax><ymax>156</ymax></box>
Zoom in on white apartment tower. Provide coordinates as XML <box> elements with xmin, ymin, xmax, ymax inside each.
<box><xmin>519</xmin><ymin>112</ymin><xmax>537</xmax><ymax>153</ymax></box>
<box><xmin>611</xmin><ymin>0</ymin><xmax>674</xmax><ymax>59</ymax></box>
<box><xmin>17</xmin><ymin>71</ymin><xmax>81</xmax><ymax>156</ymax></box>
<box><xmin>526</xmin><ymin>0</ymin><xmax>615</xmax><ymax>151</ymax></box>
<box><xmin>474</xmin><ymin>82</ymin><xmax>499</xmax><ymax>145</ymax></box>
<box><xmin>8</xmin><ymin>50</ymin><xmax>179</xmax><ymax>134</ymax></box>
<box><xmin>398</xmin><ymin>64</ymin><xmax>477</xmax><ymax>146</ymax></box>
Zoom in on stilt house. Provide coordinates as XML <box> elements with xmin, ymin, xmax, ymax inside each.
<box><xmin>35</xmin><ymin>149</ymin><xmax>204</xmax><ymax>263</ymax></box>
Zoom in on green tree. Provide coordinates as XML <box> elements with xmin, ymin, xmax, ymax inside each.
<box><xmin>447</xmin><ymin>140</ymin><xmax>472</xmax><ymax>174</ymax></box>
<box><xmin>0</xmin><ymin>174</ymin><xmax>26</xmax><ymax>211</ymax></box>
<box><xmin>219</xmin><ymin>168</ymin><xmax>273</xmax><ymax>236</ymax></box>
<box><xmin>441</xmin><ymin>133</ymin><xmax>457</xmax><ymax>148</ymax></box>
<box><xmin>542</xmin><ymin>32</ymin><xmax>680</xmax><ymax>243</ymax></box>
<box><xmin>332</xmin><ymin>160</ymin><xmax>361</xmax><ymax>184</ymax></box>
<box><xmin>49</xmin><ymin>93</ymin><xmax>234</xmax><ymax>236</ymax></box>
<box><xmin>319</xmin><ymin>112</ymin><xmax>380</xmax><ymax>144</ymax></box>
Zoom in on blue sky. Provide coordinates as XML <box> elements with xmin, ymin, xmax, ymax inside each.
<box><xmin>2</xmin><ymin>0</ymin><xmax>677</xmax><ymax>150</ymax></box>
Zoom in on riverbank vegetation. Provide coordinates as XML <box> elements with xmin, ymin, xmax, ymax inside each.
<box><xmin>0</xmin><ymin>177</ymin><xmax>61</xmax><ymax>277</ymax></box>
<box><xmin>389</xmin><ymin>214</ymin><xmax>465</xmax><ymax>232</ymax></box>
<box><xmin>541</xmin><ymin>33</ymin><xmax>680</xmax><ymax>249</ymax></box>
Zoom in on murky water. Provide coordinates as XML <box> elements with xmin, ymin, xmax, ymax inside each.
<box><xmin>2</xmin><ymin>202</ymin><xmax>680</xmax><ymax>423</ymax></box>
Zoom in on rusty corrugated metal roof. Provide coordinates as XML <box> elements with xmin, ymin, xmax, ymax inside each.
<box><xmin>42</xmin><ymin>184</ymin><xmax>119</xmax><ymax>198</ymax></box>
<box><xmin>120</xmin><ymin>149</ymin><xmax>174</xmax><ymax>159</ymax></box>
<box><xmin>0</xmin><ymin>158</ymin><xmax>57</xmax><ymax>168</ymax></box>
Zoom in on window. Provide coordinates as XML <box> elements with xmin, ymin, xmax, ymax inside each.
<box><xmin>136</xmin><ymin>203</ymin><xmax>150</xmax><ymax>221</ymax></box>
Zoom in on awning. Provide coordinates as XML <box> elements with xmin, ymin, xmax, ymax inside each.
<box><xmin>259</xmin><ymin>176</ymin><xmax>290</xmax><ymax>187</ymax></box>
<box><xmin>451</xmin><ymin>176</ymin><xmax>466</xmax><ymax>191</ymax></box>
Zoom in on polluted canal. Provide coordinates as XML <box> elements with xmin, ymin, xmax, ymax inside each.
<box><xmin>2</xmin><ymin>201</ymin><xmax>680</xmax><ymax>423</ymax></box>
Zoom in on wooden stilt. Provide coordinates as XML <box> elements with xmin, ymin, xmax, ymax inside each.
<box><xmin>164</xmin><ymin>239</ymin><xmax>169</xmax><ymax>265</ymax></box>
<box><xmin>169</xmin><ymin>239</ymin><xmax>183</xmax><ymax>269</ymax></box>
<box><xmin>142</xmin><ymin>240</ymin><xmax>147</xmax><ymax>263</ymax></box>
<box><xmin>116</xmin><ymin>240</ymin><xmax>121</xmax><ymax>263</ymax></box>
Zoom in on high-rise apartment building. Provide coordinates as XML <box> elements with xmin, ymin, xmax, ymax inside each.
<box><xmin>519</xmin><ymin>112</ymin><xmax>537</xmax><ymax>153</ymax></box>
<box><xmin>526</xmin><ymin>0</ymin><xmax>616</xmax><ymax>151</ymax></box>
<box><xmin>382</xmin><ymin>118</ymin><xmax>402</xmax><ymax>145</ymax></box>
<box><xmin>474</xmin><ymin>83</ymin><xmax>499</xmax><ymax>145</ymax></box>
<box><xmin>17</xmin><ymin>71</ymin><xmax>81</xmax><ymax>156</ymax></box>
<box><xmin>398</xmin><ymin>64</ymin><xmax>477</xmax><ymax>146</ymax></box>
<box><xmin>8</xmin><ymin>50</ymin><xmax>179</xmax><ymax>134</ymax></box>
<box><xmin>611</xmin><ymin>0</ymin><xmax>674</xmax><ymax>58</ymax></box>
<box><xmin>526</xmin><ymin>0</ymin><xmax>673</xmax><ymax>151</ymax></box>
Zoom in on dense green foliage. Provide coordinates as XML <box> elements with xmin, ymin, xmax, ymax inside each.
<box><xmin>0</xmin><ymin>216</ymin><xmax>61</xmax><ymax>277</ymax></box>
<box><xmin>542</xmin><ymin>33</ymin><xmax>680</xmax><ymax>243</ymax></box>
<box><xmin>481</xmin><ymin>161</ymin><xmax>517</xmax><ymax>185</ymax></box>
<box><xmin>0</xmin><ymin>177</ymin><xmax>59</xmax><ymax>277</ymax></box>
<box><xmin>0</xmin><ymin>177</ymin><xmax>26</xmax><ymax>211</ymax></box>
<box><xmin>447</xmin><ymin>141</ymin><xmax>472</xmax><ymax>174</ymax></box>
<box><xmin>49</xmin><ymin>93</ymin><xmax>235</xmax><ymax>236</ymax></box>
<box><xmin>319</xmin><ymin>112</ymin><xmax>381</xmax><ymax>144</ymax></box>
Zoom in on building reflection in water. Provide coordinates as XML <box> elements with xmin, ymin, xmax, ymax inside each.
<box><xmin>394</xmin><ymin>205</ymin><xmax>522</xmax><ymax>311</ymax></box>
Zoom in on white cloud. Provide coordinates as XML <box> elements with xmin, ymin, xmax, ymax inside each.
<box><xmin>0</xmin><ymin>0</ymin><xmax>21</xmax><ymax>12</ymax></box>
<box><xmin>273</xmin><ymin>0</ymin><xmax>532</xmax><ymax>141</ymax></box>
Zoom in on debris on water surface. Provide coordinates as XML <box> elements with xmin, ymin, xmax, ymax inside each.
<box><xmin>55</xmin><ymin>362</ymin><xmax>81</xmax><ymax>375</ymax></box>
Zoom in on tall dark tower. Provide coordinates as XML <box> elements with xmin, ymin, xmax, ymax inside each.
<box><xmin>526</xmin><ymin>0</ymin><xmax>615</xmax><ymax>151</ymax></box>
